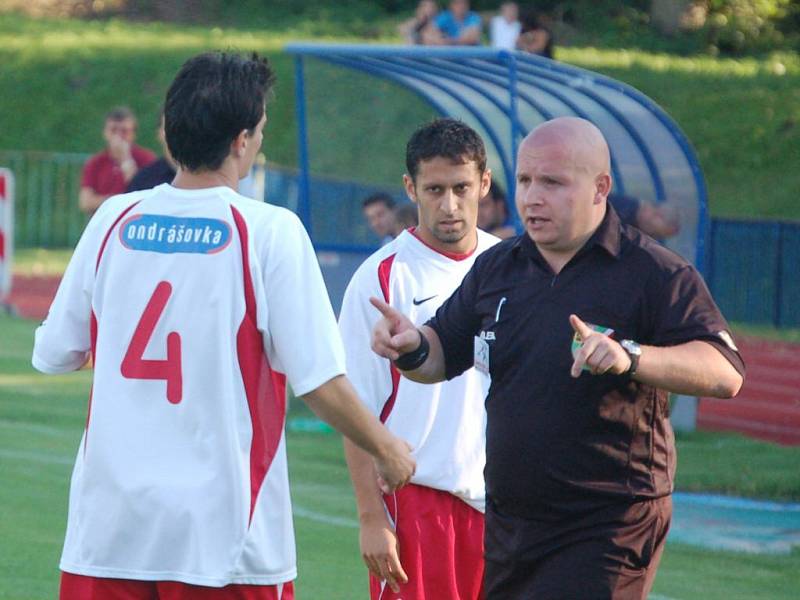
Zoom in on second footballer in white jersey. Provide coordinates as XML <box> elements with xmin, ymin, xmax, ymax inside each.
<box><xmin>340</xmin><ymin>119</ymin><xmax>499</xmax><ymax>600</ymax></box>
<box><xmin>32</xmin><ymin>52</ymin><xmax>415</xmax><ymax>600</ymax></box>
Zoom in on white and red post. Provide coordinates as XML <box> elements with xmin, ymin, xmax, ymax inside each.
<box><xmin>0</xmin><ymin>168</ymin><xmax>14</xmax><ymax>304</ymax></box>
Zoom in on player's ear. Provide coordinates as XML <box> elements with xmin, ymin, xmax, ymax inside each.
<box><xmin>481</xmin><ymin>168</ymin><xmax>492</xmax><ymax>197</ymax></box>
<box><xmin>232</xmin><ymin>129</ymin><xmax>248</xmax><ymax>158</ymax></box>
<box><xmin>403</xmin><ymin>174</ymin><xmax>418</xmax><ymax>204</ymax></box>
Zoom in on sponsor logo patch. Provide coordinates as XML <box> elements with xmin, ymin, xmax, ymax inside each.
<box><xmin>119</xmin><ymin>214</ymin><xmax>231</xmax><ymax>255</ymax></box>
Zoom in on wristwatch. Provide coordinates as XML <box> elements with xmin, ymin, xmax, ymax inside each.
<box><xmin>619</xmin><ymin>339</ymin><xmax>642</xmax><ymax>376</ymax></box>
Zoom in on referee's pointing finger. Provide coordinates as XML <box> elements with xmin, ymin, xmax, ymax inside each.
<box><xmin>569</xmin><ymin>314</ymin><xmax>593</xmax><ymax>339</ymax></box>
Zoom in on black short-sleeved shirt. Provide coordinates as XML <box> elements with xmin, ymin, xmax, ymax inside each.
<box><xmin>427</xmin><ymin>206</ymin><xmax>745</xmax><ymax>519</ymax></box>
<box><xmin>125</xmin><ymin>157</ymin><xmax>176</xmax><ymax>193</ymax></box>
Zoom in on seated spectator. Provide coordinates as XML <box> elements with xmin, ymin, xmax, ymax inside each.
<box><xmin>399</xmin><ymin>0</ymin><xmax>439</xmax><ymax>45</ymax></box>
<box><xmin>363</xmin><ymin>192</ymin><xmax>399</xmax><ymax>245</ymax></box>
<box><xmin>517</xmin><ymin>12</ymin><xmax>554</xmax><ymax>58</ymax></box>
<box><xmin>79</xmin><ymin>106</ymin><xmax>156</xmax><ymax>215</ymax></box>
<box><xmin>478</xmin><ymin>181</ymin><xmax>516</xmax><ymax>239</ymax></box>
<box><xmin>490</xmin><ymin>2</ymin><xmax>521</xmax><ymax>50</ymax></box>
<box><xmin>126</xmin><ymin>111</ymin><xmax>177</xmax><ymax>193</ymax></box>
<box><xmin>429</xmin><ymin>0</ymin><xmax>482</xmax><ymax>46</ymax></box>
<box><xmin>609</xmin><ymin>193</ymin><xmax>680</xmax><ymax>240</ymax></box>
<box><xmin>394</xmin><ymin>202</ymin><xmax>419</xmax><ymax>231</ymax></box>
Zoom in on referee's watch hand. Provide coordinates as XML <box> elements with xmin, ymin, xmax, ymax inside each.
<box><xmin>370</xmin><ymin>297</ymin><xmax>421</xmax><ymax>361</ymax></box>
<box><xmin>569</xmin><ymin>314</ymin><xmax>632</xmax><ymax>378</ymax></box>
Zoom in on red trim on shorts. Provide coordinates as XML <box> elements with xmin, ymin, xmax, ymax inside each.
<box><xmin>377</xmin><ymin>254</ymin><xmax>401</xmax><ymax>423</ymax></box>
<box><xmin>60</xmin><ymin>572</ymin><xmax>295</xmax><ymax>600</ymax></box>
<box><xmin>231</xmin><ymin>205</ymin><xmax>287</xmax><ymax>524</ymax></box>
<box><xmin>409</xmin><ymin>227</ymin><xmax>477</xmax><ymax>261</ymax></box>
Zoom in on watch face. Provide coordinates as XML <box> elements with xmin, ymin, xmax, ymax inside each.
<box><xmin>622</xmin><ymin>340</ymin><xmax>642</xmax><ymax>356</ymax></box>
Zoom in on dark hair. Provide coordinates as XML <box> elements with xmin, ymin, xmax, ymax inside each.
<box><xmin>405</xmin><ymin>118</ymin><xmax>487</xmax><ymax>181</ymax></box>
<box><xmin>363</xmin><ymin>192</ymin><xmax>396</xmax><ymax>210</ymax></box>
<box><xmin>165</xmin><ymin>52</ymin><xmax>276</xmax><ymax>172</ymax></box>
<box><xmin>105</xmin><ymin>106</ymin><xmax>136</xmax><ymax>123</ymax></box>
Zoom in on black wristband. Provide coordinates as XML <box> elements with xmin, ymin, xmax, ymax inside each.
<box><xmin>393</xmin><ymin>329</ymin><xmax>430</xmax><ymax>371</ymax></box>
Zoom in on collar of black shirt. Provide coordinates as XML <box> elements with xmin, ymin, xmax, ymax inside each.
<box><xmin>512</xmin><ymin>204</ymin><xmax>623</xmax><ymax>271</ymax></box>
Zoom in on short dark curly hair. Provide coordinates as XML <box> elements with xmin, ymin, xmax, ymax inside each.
<box><xmin>165</xmin><ymin>52</ymin><xmax>276</xmax><ymax>172</ymax></box>
<box><xmin>405</xmin><ymin>118</ymin><xmax>487</xmax><ymax>182</ymax></box>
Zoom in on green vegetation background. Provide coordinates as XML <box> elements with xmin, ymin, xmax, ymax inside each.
<box><xmin>0</xmin><ymin>9</ymin><xmax>799</xmax><ymax>220</ymax></box>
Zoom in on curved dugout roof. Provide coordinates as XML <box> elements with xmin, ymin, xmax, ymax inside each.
<box><xmin>286</xmin><ymin>44</ymin><xmax>708</xmax><ymax>268</ymax></box>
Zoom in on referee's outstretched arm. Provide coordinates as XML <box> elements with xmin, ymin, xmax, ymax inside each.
<box><xmin>370</xmin><ymin>297</ymin><xmax>446</xmax><ymax>384</ymax></box>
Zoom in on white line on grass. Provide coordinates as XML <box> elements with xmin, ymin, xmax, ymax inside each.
<box><xmin>0</xmin><ymin>448</ymin><xmax>73</xmax><ymax>466</ymax></box>
<box><xmin>0</xmin><ymin>419</ymin><xmax>75</xmax><ymax>438</ymax></box>
<box><xmin>292</xmin><ymin>505</ymin><xmax>358</xmax><ymax>529</ymax></box>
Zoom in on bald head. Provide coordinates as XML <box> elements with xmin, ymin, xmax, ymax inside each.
<box><xmin>514</xmin><ymin>117</ymin><xmax>613</xmax><ymax>271</ymax></box>
<box><xmin>521</xmin><ymin>117</ymin><xmax>610</xmax><ymax>177</ymax></box>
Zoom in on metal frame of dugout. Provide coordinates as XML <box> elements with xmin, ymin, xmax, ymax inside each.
<box><xmin>286</xmin><ymin>43</ymin><xmax>709</xmax><ymax>431</ymax></box>
<box><xmin>286</xmin><ymin>43</ymin><xmax>709</xmax><ymax>275</ymax></box>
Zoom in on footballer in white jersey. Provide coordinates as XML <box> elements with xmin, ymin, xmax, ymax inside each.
<box><xmin>340</xmin><ymin>118</ymin><xmax>499</xmax><ymax>600</ymax></box>
<box><xmin>32</xmin><ymin>52</ymin><xmax>415</xmax><ymax>599</ymax></box>
<box><xmin>340</xmin><ymin>227</ymin><xmax>498</xmax><ymax>510</ymax></box>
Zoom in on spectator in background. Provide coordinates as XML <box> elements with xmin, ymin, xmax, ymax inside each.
<box><xmin>609</xmin><ymin>193</ymin><xmax>681</xmax><ymax>240</ymax></box>
<box><xmin>429</xmin><ymin>0</ymin><xmax>482</xmax><ymax>46</ymax></box>
<box><xmin>517</xmin><ymin>11</ymin><xmax>554</xmax><ymax>58</ymax></box>
<box><xmin>80</xmin><ymin>106</ymin><xmax>156</xmax><ymax>215</ymax></box>
<box><xmin>478</xmin><ymin>181</ymin><xmax>516</xmax><ymax>239</ymax></box>
<box><xmin>126</xmin><ymin>111</ymin><xmax>176</xmax><ymax>193</ymax></box>
<box><xmin>490</xmin><ymin>2</ymin><xmax>521</xmax><ymax>50</ymax></box>
<box><xmin>399</xmin><ymin>0</ymin><xmax>439</xmax><ymax>45</ymax></box>
<box><xmin>394</xmin><ymin>202</ymin><xmax>419</xmax><ymax>231</ymax></box>
<box><xmin>363</xmin><ymin>192</ymin><xmax>400</xmax><ymax>245</ymax></box>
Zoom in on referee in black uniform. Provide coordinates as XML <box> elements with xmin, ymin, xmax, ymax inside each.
<box><xmin>370</xmin><ymin>117</ymin><xmax>745</xmax><ymax>599</ymax></box>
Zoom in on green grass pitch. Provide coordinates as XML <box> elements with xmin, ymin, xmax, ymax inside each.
<box><xmin>1</xmin><ymin>314</ymin><xmax>798</xmax><ymax>599</ymax></box>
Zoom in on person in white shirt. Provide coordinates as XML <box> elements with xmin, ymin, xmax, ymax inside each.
<box><xmin>490</xmin><ymin>2</ymin><xmax>521</xmax><ymax>50</ymax></box>
<box><xmin>33</xmin><ymin>51</ymin><xmax>415</xmax><ymax>600</ymax></box>
<box><xmin>339</xmin><ymin>119</ymin><xmax>499</xmax><ymax>600</ymax></box>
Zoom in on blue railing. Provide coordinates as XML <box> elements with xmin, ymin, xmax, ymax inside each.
<box><xmin>2</xmin><ymin>151</ymin><xmax>798</xmax><ymax>328</ymax></box>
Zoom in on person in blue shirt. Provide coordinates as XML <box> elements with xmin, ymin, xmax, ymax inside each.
<box><xmin>431</xmin><ymin>0</ymin><xmax>482</xmax><ymax>45</ymax></box>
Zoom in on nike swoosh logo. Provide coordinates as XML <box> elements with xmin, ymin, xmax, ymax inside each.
<box><xmin>413</xmin><ymin>295</ymin><xmax>438</xmax><ymax>306</ymax></box>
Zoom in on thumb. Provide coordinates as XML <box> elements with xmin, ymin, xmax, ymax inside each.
<box><xmin>569</xmin><ymin>314</ymin><xmax>593</xmax><ymax>340</ymax></box>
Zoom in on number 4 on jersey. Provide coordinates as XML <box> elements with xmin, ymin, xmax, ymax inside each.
<box><xmin>121</xmin><ymin>281</ymin><xmax>183</xmax><ymax>404</ymax></box>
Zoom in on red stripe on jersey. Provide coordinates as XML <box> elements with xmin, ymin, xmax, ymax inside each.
<box><xmin>0</xmin><ymin>175</ymin><xmax>5</xmax><ymax>199</ymax></box>
<box><xmin>409</xmin><ymin>227</ymin><xmax>477</xmax><ymax>261</ymax></box>
<box><xmin>96</xmin><ymin>201</ymin><xmax>140</xmax><ymax>272</ymax></box>
<box><xmin>231</xmin><ymin>205</ymin><xmax>287</xmax><ymax>524</ymax></box>
<box><xmin>377</xmin><ymin>254</ymin><xmax>401</xmax><ymax>424</ymax></box>
<box><xmin>88</xmin><ymin>202</ymin><xmax>139</xmax><ymax>450</ymax></box>
<box><xmin>84</xmin><ymin>311</ymin><xmax>98</xmax><ymax>454</ymax></box>
<box><xmin>0</xmin><ymin>231</ymin><xmax>4</xmax><ymax>260</ymax></box>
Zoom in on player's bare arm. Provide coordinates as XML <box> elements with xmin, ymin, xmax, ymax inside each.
<box><xmin>78</xmin><ymin>187</ymin><xmax>110</xmax><ymax>213</ymax></box>
<box><xmin>369</xmin><ymin>297</ymin><xmax>446</xmax><ymax>384</ymax></box>
<box><xmin>569</xmin><ymin>314</ymin><xmax>743</xmax><ymax>398</ymax></box>
<box><xmin>301</xmin><ymin>375</ymin><xmax>415</xmax><ymax>492</ymax></box>
<box><xmin>343</xmin><ymin>439</ymin><xmax>408</xmax><ymax>593</ymax></box>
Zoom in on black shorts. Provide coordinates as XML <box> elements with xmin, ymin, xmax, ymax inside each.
<box><xmin>484</xmin><ymin>495</ymin><xmax>672</xmax><ymax>600</ymax></box>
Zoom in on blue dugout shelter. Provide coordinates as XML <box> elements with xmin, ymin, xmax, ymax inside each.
<box><xmin>286</xmin><ymin>43</ymin><xmax>708</xmax><ymax>276</ymax></box>
<box><xmin>284</xmin><ymin>44</ymin><xmax>710</xmax><ymax>430</ymax></box>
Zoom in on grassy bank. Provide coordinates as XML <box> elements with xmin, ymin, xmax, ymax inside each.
<box><xmin>1</xmin><ymin>12</ymin><xmax>799</xmax><ymax>219</ymax></box>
